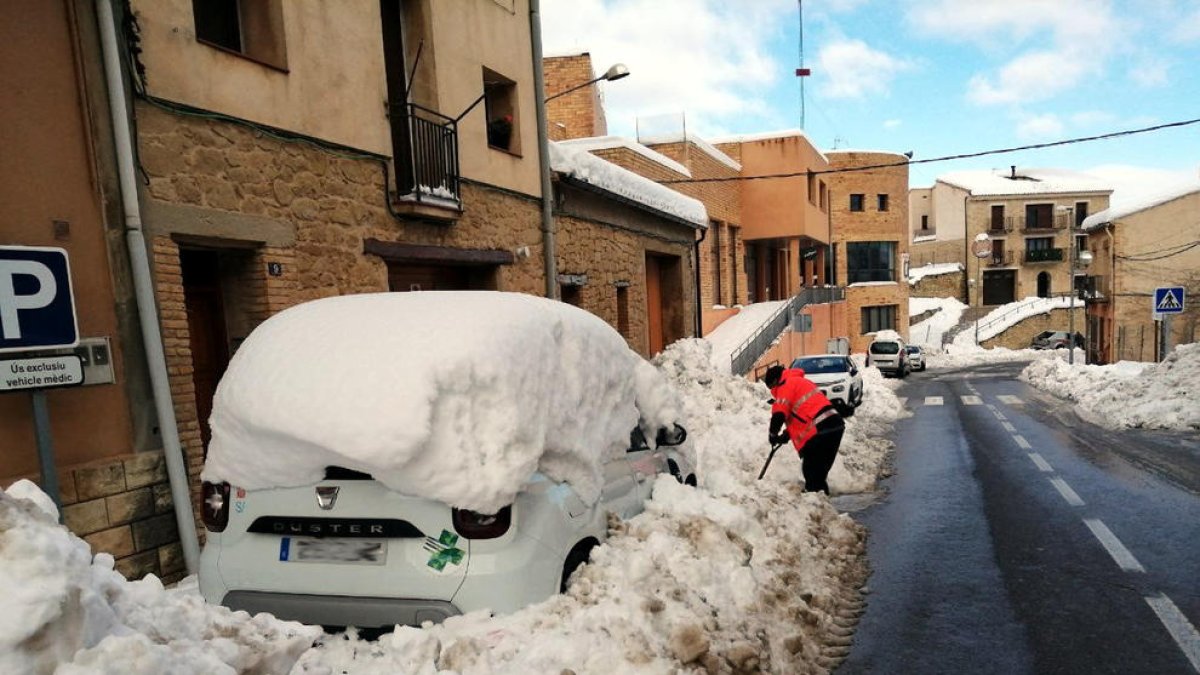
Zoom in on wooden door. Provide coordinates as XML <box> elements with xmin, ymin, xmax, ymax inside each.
<box><xmin>181</xmin><ymin>249</ymin><xmax>231</xmax><ymax>453</ymax></box>
<box><xmin>645</xmin><ymin>255</ymin><xmax>665</xmax><ymax>354</ymax></box>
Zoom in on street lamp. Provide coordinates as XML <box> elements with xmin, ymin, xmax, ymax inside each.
<box><xmin>971</xmin><ymin>232</ymin><xmax>992</xmax><ymax>345</ymax></box>
<box><xmin>544</xmin><ymin>63</ymin><xmax>630</xmax><ymax>102</ymax></box>
<box><xmin>1057</xmin><ymin>205</ymin><xmax>1093</xmax><ymax>364</ymax></box>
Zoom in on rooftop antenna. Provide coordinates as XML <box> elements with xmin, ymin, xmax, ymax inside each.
<box><xmin>796</xmin><ymin>0</ymin><xmax>811</xmax><ymax>129</ymax></box>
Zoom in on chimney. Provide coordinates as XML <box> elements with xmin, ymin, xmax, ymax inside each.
<box><xmin>1010</xmin><ymin>165</ymin><xmax>1017</xmax><ymax>178</ymax></box>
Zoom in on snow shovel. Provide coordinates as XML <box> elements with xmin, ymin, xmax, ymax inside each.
<box><xmin>758</xmin><ymin>442</ymin><xmax>785</xmax><ymax>480</ymax></box>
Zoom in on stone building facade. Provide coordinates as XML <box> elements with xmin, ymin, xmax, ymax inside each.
<box><xmin>825</xmin><ymin>151</ymin><xmax>911</xmax><ymax>353</ymax></box>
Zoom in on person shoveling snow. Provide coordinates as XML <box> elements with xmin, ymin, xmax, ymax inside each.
<box><xmin>761</xmin><ymin>364</ymin><xmax>846</xmax><ymax>494</ymax></box>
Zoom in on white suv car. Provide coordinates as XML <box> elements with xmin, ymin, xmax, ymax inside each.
<box><xmin>789</xmin><ymin>354</ymin><xmax>863</xmax><ymax>416</ymax></box>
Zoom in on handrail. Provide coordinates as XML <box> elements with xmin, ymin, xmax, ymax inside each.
<box><xmin>729</xmin><ymin>286</ymin><xmax>846</xmax><ymax>375</ymax></box>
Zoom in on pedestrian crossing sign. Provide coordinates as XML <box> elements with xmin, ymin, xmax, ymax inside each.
<box><xmin>1153</xmin><ymin>286</ymin><xmax>1185</xmax><ymax>315</ymax></box>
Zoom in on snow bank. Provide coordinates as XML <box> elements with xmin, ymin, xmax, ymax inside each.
<box><xmin>907</xmin><ymin>262</ymin><xmax>962</xmax><ymax>285</ymax></box>
<box><xmin>0</xmin><ymin>482</ymin><xmax>320</xmax><ymax>675</ymax></box>
<box><xmin>203</xmin><ymin>292</ymin><xmax>680</xmax><ymax>514</ymax></box>
<box><xmin>702</xmin><ymin>300</ymin><xmax>788</xmax><ymax>372</ymax></box>
<box><xmin>293</xmin><ymin>339</ymin><xmax>908</xmax><ymax>674</ymax></box>
<box><xmin>548</xmin><ymin>142</ymin><xmax>707</xmax><ymax>226</ymax></box>
<box><xmin>929</xmin><ymin>347</ymin><xmax>1060</xmax><ymax>370</ymax></box>
<box><xmin>1021</xmin><ymin>343</ymin><xmax>1200</xmax><ymax>430</ymax></box>
<box><xmin>908</xmin><ymin>297</ymin><xmax>967</xmax><ymax>350</ymax></box>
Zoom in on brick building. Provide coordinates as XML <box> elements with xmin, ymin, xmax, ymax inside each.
<box><xmin>2</xmin><ymin>0</ymin><xmax>704</xmax><ymax>572</ymax></box>
<box><xmin>544</xmin><ymin>52</ymin><xmax>608</xmax><ymax>141</ymax></box>
<box><xmin>825</xmin><ymin>151</ymin><xmax>911</xmax><ymax>353</ymax></box>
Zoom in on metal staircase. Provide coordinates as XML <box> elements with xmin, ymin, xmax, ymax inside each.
<box><xmin>729</xmin><ymin>287</ymin><xmax>846</xmax><ymax>375</ymax></box>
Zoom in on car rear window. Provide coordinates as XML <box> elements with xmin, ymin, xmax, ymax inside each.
<box><xmin>906</xmin><ymin>346</ymin><xmax>920</xmax><ymax>353</ymax></box>
<box><xmin>870</xmin><ymin>342</ymin><xmax>900</xmax><ymax>354</ymax></box>
<box><xmin>791</xmin><ymin>357</ymin><xmax>850</xmax><ymax>374</ymax></box>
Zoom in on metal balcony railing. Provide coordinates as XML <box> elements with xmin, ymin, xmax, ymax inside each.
<box><xmin>1024</xmin><ymin>248</ymin><xmax>1064</xmax><ymax>263</ymax></box>
<box><xmin>986</xmin><ymin>250</ymin><xmax>1014</xmax><ymax>267</ymax></box>
<box><xmin>988</xmin><ymin>219</ymin><xmax>1013</xmax><ymax>234</ymax></box>
<box><xmin>394</xmin><ymin>103</ymin><xmax>461</xmax><ymax>205</ymax></box>
<box><xmin>729</xmin><ymin>286</ymin><xmax>847</xmax><ymax>376</ymax></box>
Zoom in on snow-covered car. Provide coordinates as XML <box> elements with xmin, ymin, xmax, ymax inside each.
<box><xmin>866</xmin><ymin>333</ymin><xmax>908</xmax><ymax>378</ymax></box>
<box><xmin>789</xmin><ymin>354</ymin><xmax>863</xmax><ymax>416</ymax></box>
<box><xmin>905</xmin><ymin>345</ymin><xmax>926</xmax><ymax>371</ymax></box>
<box><xmin>1030</xmin><ymin>330</ymin><xmax>1084</xmax><ymax>350</ymax></box>
<box><xmin>197</xmin><ymin>292</ymin><xmax>694</xmax><ymax>629</ymax></box>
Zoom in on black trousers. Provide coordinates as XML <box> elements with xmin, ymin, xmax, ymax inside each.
<box><xmin>800</xmin><ymin>417</ymin><xmax>845</xmax><ymax>494</ymax></box>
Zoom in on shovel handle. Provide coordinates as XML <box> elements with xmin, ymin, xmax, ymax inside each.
<box><xmin>758</xmin><ymin>442</ymin><xmax>784</xmax><ymax>480</ymax></box>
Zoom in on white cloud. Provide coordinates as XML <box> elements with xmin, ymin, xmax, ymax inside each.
<box><xmin>541</xmin><ymin>0</ymin><xmax>793</xmax><ymax>137</ymax></box>
<box><xmin>813</xmin><ymin>39</ymin><xmax>913</xmax><ymax>99</ymax></box>
<box><xmin>884</xmin><ymin>119</ymin><xmax>902</xmax><ymax>129</ymax></box>
<box><xmin>1016</xmin><ymin>113</ymin><xmax>1064</xmax><ymax>139</ymax></box>
<box><xmin>1172</xmin><ymin>8</ymin><xmax>1200</xmax><ymax>42</ymax></box>
<box><xmin>1128</xmin><ymin>57</ymin><xmax>1169</xmax><ymax>88</ymax></box>
<box><xmin>966</xmin><ymin>49</ymin><xmax>1091</xmax><ymax>105</ymax></box>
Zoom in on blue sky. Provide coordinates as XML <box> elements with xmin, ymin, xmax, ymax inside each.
<box><xmin>543</xmin><ymin>0</ymin><xmax>1200</xmax><ymax>188</ymax></box>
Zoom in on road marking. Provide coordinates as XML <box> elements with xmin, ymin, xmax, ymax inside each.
<box><xmin>1013</xmin><ymin>435</ymin><xmax>1032</xmax><ymax>449</ymax></box>
<box><xmin>1145</xmin><ymin>594</ymin><xmax>1200</xmax><ymax>672</ymax></box>
<box><xmin>992</xmin><ymin>409</ymin><xmax>1007</xmax><ymax>421</ymax></box>
<box><xmin>1001</xmin><ymin>421</ymin><xmax>1017</xmax><ymax>433</ymax></box>
<box><xmin>1028</xmin><ymin>452</ymin><xmax>1054</xmax><ymax>472</ymax></box>
<box><xmin>998</xmin><ymin>395</ymin><xmax>1023</xmax><ymax>405</ymax></box>
<box><xmin>962</xmin><ymin>395</ymin><xmax>982</xmax><ymax>405</ymax></box>
<box><xmin>1049</xmin><ymin>477</ymin><xmax>1085</xmax><ymax>506</ymax></box>
<box><xmin>925</xmin><ymin>396</ymin><xmax>944</xmax><ymax>406</ymax></box>
<box><xmin>1084</xmin><ymin>519</ymin><xmax>1146</xmax><ymax>573</ymax></box>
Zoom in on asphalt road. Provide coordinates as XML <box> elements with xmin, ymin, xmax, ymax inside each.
<box><xmin>837</xmin><ymin>361</ymin><xmax>1200</xmax><ymax>675</ymax></box>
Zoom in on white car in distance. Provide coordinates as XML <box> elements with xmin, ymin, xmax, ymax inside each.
<box><xmin>789</xmin><ymin>354</ymin><xmax>864</xmax><ymax>416</ymax></box>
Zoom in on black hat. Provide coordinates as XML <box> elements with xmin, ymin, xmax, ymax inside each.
<box><xmin>763</xmin><ymin>365</ymin><xmax>786</xmax><ymax>388</ymax></box>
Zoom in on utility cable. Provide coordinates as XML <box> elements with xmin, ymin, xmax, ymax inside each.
<box><xmin>660</xmin><ymin>116</ymin><xmax>1200</xmax><ymax>184</ymax></box>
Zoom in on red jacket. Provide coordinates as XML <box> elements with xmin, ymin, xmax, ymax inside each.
<box><xmin>770</xmin><ymin>368</ymin><xmax>835</xmax><ymax>451</ymax></box>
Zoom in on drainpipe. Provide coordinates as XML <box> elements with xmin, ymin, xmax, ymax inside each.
<box><xmin>693</xmin><ymin>228</ymin><xmax>707</xmax><ymax>336</ymax></box>
<box><xmin>97</xmin><ymin>0</ymin><xmax>200</xmax><ymax>573</ymax></box>
<box><xmin>529</xmin><ymin>0</ymin><xmax>557</xmax><ymax>299</ymax></box>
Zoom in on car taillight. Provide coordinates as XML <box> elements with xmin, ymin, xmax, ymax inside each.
<box><xmin>452</xmin><ymin>506</ymin><xmax>512</xmax><ymax>539</ymax></box>
<box><xmin>202</xmin><ymin>481</ymin><xmax>231</xmax><ymax>533</ymax></box>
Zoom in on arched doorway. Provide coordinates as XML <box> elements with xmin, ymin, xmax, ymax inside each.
<box><xmin>1037</xmin><ymin>271</ymin><xmax>1051</xmax><ymax>298</ymax></box>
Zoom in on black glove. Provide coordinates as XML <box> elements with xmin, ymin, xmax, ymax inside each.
<box><xmin>769</xmin><ymin>430</ymin><xmax>790</xmax><ymax>446</ymax></box>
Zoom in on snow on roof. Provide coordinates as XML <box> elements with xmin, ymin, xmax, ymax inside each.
<box><xmin>549</xmin><ymin>142</ymin><xmax>708</xmax><ymax>227</ymax></box>
<box><xmin>638</xmin><ymin>131</ymin><xmax>743</xmax><ymax>172</ymax></box>
<box><xmin>202</xmin><ymin>292</ymin><xmax>682</xmax><ymax>513</ymax></box>
<box><xmin>936</xmin><ymin>168</ymin><xmax>1113</xmax><ymax>197</ymax></box>
<box><xmin>558</xmin><ymin>135</ymin><xmax>692</xmax><ymax>177</ymax></box>
<box><xmin>825</xmin><ymin>148</ymin><xmax>910</xmax><ymax>159</ymax></box>
<box><xmin>1080</xmin><ymin>180</ymin><xmax>1200</xmax><ymax>231</ymax></box>
<box><xmin>543</xmin><ymin>48</ymin><xmax>590</xmax><ymax>59</ymax></box>
<box><xmin>907</xmin><ymin>261</ymin><xmax>963</xmax><ymax>285</ymax></box>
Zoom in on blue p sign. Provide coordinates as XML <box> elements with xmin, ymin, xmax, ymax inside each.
<box><xmin>0</xmin><ymin>246</ymin><xmax>79</xmax><ymax>353</ymax></box>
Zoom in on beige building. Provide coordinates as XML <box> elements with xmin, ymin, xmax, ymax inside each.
<box><xmin>825</xmin><ymin>151</ymin><xmax>911</xmax><ymax>353</ymax></box>
<box><xmin>926</xmin><ymin>168</ymin><xmax>1111</xmax><ymax>307</ymax></box>
<box><xmin>1082</xmin><ymin>183</ymin><xmax>1200</xmax><ymax>364</ymax></box>
<box><xmin>3</xmin><ymin>0</ymin><xmax>704</xmax><ymax>571</ymax></box>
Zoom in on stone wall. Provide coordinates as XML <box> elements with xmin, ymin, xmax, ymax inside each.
<box><xmin>910</xmin><ymin>270</ymin><xmax>965</xmax><ymax>300</ymax></box>
<box><xmin>981</xmin><ymin>307</ymin><xmax>1084</xmax><ymax>350</ymax></box>
<box><xmin>909</xmin><ymin>238</ymin><xmax>964</xmax><ymax>268</ymax></box>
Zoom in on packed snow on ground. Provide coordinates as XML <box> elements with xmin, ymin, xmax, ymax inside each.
<box><xmin>0</xmin><ymin>481</ymin><xmax>320</xmax><ymax>675</ymax></box>
<box><xmin>906</xmin><ymin>262</ymin><xmax>962</xmax><ymax>285</ymax></box>
<box><xmin>908</xmin><ymin>297</ymin><xmax>968</xmax><ymax>350</ymax></box>
<box><xmin>950</xmin><ymin>296</ymin><xmax>1082</xmax><ymax>348</ymax></box>
<box><xmin>203</xmin><ymin>292</ymin><xmax>681</xmax><ymax>514</ymax></box>
<box><xmin>928</xmin><ymin>346</ymin><xmax>1064</xmax><ymax>371</ymax></box>
<box><xmin>3</xmin><ymin>339</ymin><xmax>911</xmax><ymax>674</ymax></box>
<box><xmin>548</xmin><ymin>142</ymin><xmax>708</xmax><ymax>226</ymax></box>
<box><xmin>1021</xmin><ymin>343</ymin><xmax>1200</xmax><ymax>430</ymax></box>
<box><xmin>702</xmin><ymin>300</ymin><xmax>788</xmax><ymax>372</ymax></box>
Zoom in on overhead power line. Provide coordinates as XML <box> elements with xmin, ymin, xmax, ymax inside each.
<box><xmin>1117</xmin><ymin>239</ymin><xmax>1200</xmax><ymax>261</ymax></box>
<box><xmin>659</xmin><ymin>116</ymin><xmax>1200</xmax><ymax>184</ymax></box>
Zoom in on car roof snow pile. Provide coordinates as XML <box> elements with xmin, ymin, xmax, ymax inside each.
<box><xmin>202</xmin><ymin>292</ymin><xmax>680</xmax><ymax>513</ymax></box>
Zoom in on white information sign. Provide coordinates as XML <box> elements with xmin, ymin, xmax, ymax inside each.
<box><xmin>1</xmin><ymin>355</ymin><xmax>84</xmax><ymax>392</ymax></box>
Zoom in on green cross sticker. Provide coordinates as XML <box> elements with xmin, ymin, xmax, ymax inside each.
<box><xmin>425</xmin><ymin>529</ymin><xmax>464</xmax><ymax>570</ymax></box>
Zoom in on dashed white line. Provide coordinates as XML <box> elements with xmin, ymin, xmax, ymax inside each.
<box><xmin>1145</xmin><ymin>594</ymin><xmax>1200</xmax><ymax>673</ymax></box>
<box><xmin>1013</xmin><ymin>435</ymin><xmax>1032</xmax><ymax>449</ymax></box>
<box><xmin>1049</xmin><ymin>477</ymin><xmax>1085</xmax><ymax>506</ymax></box>
<box><xmin>925</xmin><ymin>396</ymin><xmax>944</xmax><ymax>406</ymax></box>
<box><xmin>998</xmin><ymin>395</ymin><xmax>1023</xmax><ymax>405</ymax></box>
<box><xmin>962</xmin><ymin>395</ymin><xmax>982</xmax><ymax>405</ymax></box>
<box><xmin>1028</xmin><ymin>452</ymin><xmax>1054</xmax><ymax>473</ymax></box>
<box><xmin>992</xmin><ymin>409</ymin><xmax>1007</xmax><ymax>421</ymax></box>
<box><xmin>1084</xmin><ymin>519</ymin><xmax>1146</xmax><ymax>573</ymax></box>
<box><xmin>1001</xmin><ymin>421</ymin><xmax>1017</xmax><ymax>433</ymax></box>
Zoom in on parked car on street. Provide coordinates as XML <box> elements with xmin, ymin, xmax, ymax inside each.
<box><xmin>789</xmin><ymin>354</ymin><xmax>864</xmax><ymax>416</ymax></box>
<box><xmin>905</xmin><ymin>345</ymin><xmax>927</xmax><ymax>371</ymax></box>
<box><xmin>1031</xmin><ymin>330</ymin><xmax>1084</xmax><ymax>350</ymax></box>
<box><xmin>197</xmin><ymin>292</ymin><xmax>696</xmax><ymax>629</ymax></box>
<box><xmin>867</xmin><ymin>333</ymin><xmax>909</xmax><ymax>378</ymax></box>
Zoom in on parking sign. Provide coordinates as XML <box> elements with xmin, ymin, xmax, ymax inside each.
<box><xmin>0</xmin><ymin>246</ymin><xmax>79</xmax><ymax>353</ymax></box>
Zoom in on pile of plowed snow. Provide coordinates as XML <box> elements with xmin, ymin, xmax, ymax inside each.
<box><xmin>1021</xmin><ymin>343</ymin><xmax>1199</xmax><ymax>430</ymax></box>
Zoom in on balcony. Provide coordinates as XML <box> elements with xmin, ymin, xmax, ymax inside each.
<box><xmin>1024</xmin><ymin>248</ymin><xmax>1064</xmax><ymax>263</ymax></box>
<box><xmin>987</xmin><ymin>219</ymin><xmax>1013</xmax><ymax>234</ymax></box>
<box><xmin>391</xmin><ymin>103</ymin><xmax>462</xmax><ymax>220</ymax></box>
<box><xmin>986</xmin><ymin>250</ymin><xmax>1014</xmax><ymax>267</ymax></box>
<box><xmin>1021</xmin><ymin>214</ymin><xmax>1068</xmax><ymax>233</ymax></box>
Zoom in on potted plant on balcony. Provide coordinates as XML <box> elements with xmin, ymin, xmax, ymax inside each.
<box><xmin>487</xmin><ymin>114</ymin><xmax>513</xmax><ymax>150</ymax></box>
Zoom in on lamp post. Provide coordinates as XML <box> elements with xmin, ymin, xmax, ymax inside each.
<box><xmin>1058</xmin><ymin>205</ymin><xmax>1092</xmax><ymax>365</ymax></box>
<box><xmin>544</xmin><ymin>63</ymin><xmax>630</xmax><ymax>102</ymax></box>
<box><xmin>971</xmin><ymin>233</ymin><xmax>992</xmax><ymax>345</ymax></box>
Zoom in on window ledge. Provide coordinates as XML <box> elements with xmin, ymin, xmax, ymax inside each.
<box><xmin>488</xmin><ymin>144</ymin><xmax>524</xmax><ymax>158</ymax></box>
<box><xmin>196</xmin><ymin>39</ymin><xmax>289</xmax><ymax>74</ymax></box>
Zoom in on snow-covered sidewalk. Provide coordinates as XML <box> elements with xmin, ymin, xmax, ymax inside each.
<box><xmin>2</xmin><ymin>339</ymin><xmax>910</xmax><ymax>675</ymax></box>
<box><xmin>950</xmin><ymin>296</ymin><xmax>1081</xmax><ymax>349</ymax></box>
<box><xmin>908</xmin><ymin>297</ymin><xmax>967</xmax><ymax>350</ymax></box>
<box><xmin>1021</xmin><ymin>343</ymin><xmax>1199</xmax><ymax>431</ymax></box>
<box><xmin>703</xmin><ymin>301</ymin><xmax>788</xmax><ymax>372</ymax></box>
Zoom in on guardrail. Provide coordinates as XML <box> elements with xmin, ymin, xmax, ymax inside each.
<box><xmin>729</xmin><ymin>286</ymin><xmax>846</xmax><ymax>375</ymax></box>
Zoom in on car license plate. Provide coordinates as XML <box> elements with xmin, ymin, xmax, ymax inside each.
<box><xmin>279</xmin><ymin>537</ymin><xmax>387</xmax><ymax>565</ymax></box>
